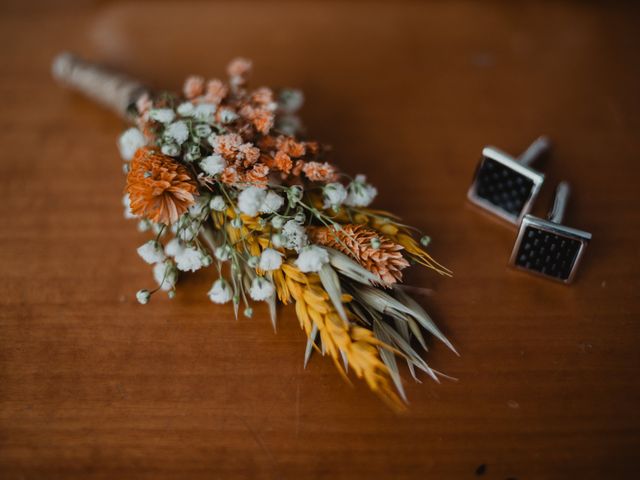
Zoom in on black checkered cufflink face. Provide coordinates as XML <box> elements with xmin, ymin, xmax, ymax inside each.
<box><xmin>468</xmin><ymin>146</ymin><xmax>545</xmax><ymax>225</ymax></box>
<box><xmin>509</xmin><ymin>215</ymin><xmax>591</xmax><ymax>283</ymax></box>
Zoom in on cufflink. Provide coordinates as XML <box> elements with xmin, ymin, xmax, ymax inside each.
<box><xmin>467</xmin><ymin>136</ymin><xmax>549</xmax><ymax>225</ymax></box>
<box><xmin>509</xmin><ymin>182</ymin><xmax>591</xmax><ymax>283</ymax></box>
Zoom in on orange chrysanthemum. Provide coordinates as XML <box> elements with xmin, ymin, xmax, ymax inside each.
<box><xmin>126</xmin><ymin>147</ymin><xmax>197</xmax><ymax>225</ymax></box>
<box><xmin>310</xmin><ymin>224</ymin><xmax>410</xmax><ymax>285</ymax></box>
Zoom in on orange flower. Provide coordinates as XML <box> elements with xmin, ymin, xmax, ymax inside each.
<box><xmin>277</xmin><ymin>136</ymin><xmax>306</xmax><ymax>158</ymax></box>
<box><xmin>245</xmin><ymin>164</ymin><xmax>269</xmax><ymax>185</ymax></box>
<box><xmin>126</xmin><ymin>147</ymin><xmax>197</xmax><ymax>225</ymax></box>
<box><xmin>240</xmin><ymin>105</ymin><xmax>274</xmax><ymax>134</ymax></box>
<box><xmin>273</xmin><ymin>151</ymin><xmax>293</xmax><ymax>174</ymax></box>
<box><xmin>238</xmin><ymin>143</ymin><xmax>260</xmax><ymax>167</ymax></box>
<box><xmin>302</xmin><ymin>161</ymin><xmax>337</xmax><ymax>182</ymax></box>
<box><xmin>221</xmin><ymin>166</ymin><xmax>240</xmax><ymax>184</ymax></box>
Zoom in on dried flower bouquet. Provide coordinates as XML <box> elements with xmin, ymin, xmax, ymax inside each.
<box><xmin>57</xmin><ymin>55</ymin><xmax>456</xmax><ymax>410</ymax></box>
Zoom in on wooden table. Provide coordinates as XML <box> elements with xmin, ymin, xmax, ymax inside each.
<box><xmin>1</xmin><ymin>1</ymin><xmax>639</xmax><ymax>478</ymax></box>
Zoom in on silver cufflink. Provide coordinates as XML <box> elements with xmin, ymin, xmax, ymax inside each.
<box><xmin>467</xmin><ymin>136</ymin><xmax>549</xmax><ymax>225</ymax></box>
<box><xmin>509</xmin><ymin>182</ymin><xmax>591</xmax><ymax>283</ymax></box>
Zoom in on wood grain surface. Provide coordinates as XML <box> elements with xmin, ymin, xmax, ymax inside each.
<box><xmin>1</xmin><ymin>1</ymin><xmax>639</xmax><ymax>479</ymax></box>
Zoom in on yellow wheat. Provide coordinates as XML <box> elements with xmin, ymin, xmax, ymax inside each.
<box><xmin>277</xmin><ymin>263</ymin><xmax>405</xmax><ymax>411</ymax></box>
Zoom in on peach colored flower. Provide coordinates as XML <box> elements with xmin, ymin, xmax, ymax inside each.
<box><xmin>238</xmin><ymin>143</ymin><xmax>260</xmax><ymax>166</ymax></box>
<box><xmin>221</xmin><ymin>166</ymin><xmax>240</xmax><ymax>185</ymax></box>
<box><xmin>240</xmin><ymin>105</ymin><xmax>274</xmax><ymax>134</ymax></box>
<box><xmin>204</xmin><ymin>79</ymin><xmax>228</xmax><ymax>104</ymax></box>
<box><xmin>213</xmin><ymin>133</ymin><xmax>243</xmax><ymax>158</ymax></box>
<box><xmin>126</xmin><ymin>147</ymin><xmax>197</xmax><ymax>225</ymax></box>
<box><xmin>252</xmin><ymin>109</ymin><xmax>274</xmax><ymax>134</ymax></box>
<box><xmin>273</xmin><ymin>151</ymin><xmax>293</xmax><ymax>174</ymax></box>
<box><xmin>245</xmin><ymin>164</ymin><xmax>270</xmax><ymax>185</ymax></box>
<box><xmin>251</xmin><ymin>87</ymin><xmax>273</xmax><ymax>105</ymax></box>
<box><xmin>227</xmin><ymin>58</ymin><xmax>252</xmax><ymax>81</ymax></box>
<box><xmin>277</xmin><ymin>136</ymin><xmax>306</xmax><ymax>158</ymax></box>
<box><xmin>302</xmin><ymin>161</ymin><xmax>337</xmax><ymax>182</ymax></box>
<box><xmin>183</xmin><ymin>75</ymin><xmax>205</xmax><ymax>99</ymax></box>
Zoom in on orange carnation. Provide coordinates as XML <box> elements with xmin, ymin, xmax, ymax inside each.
<box><xmin>126</xmin><ymin>147</ymin><xmax>197</xmax><ymax>225</ymax></box>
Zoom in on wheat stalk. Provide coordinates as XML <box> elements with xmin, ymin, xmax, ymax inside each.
<box><xmin>274</xmin><ymin>263</ymin><xmax>405</xmax><ymax>411</ymax></box>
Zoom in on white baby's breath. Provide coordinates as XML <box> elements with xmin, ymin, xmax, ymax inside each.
<box><xmin>136</xmin><ymin>289</ymin><xmax>151</xmax><ymax>304</ymax></box>
<box><xmin>249</xmin><ymin>277</ymin><xmax>275</xmax><ymax>301</ymax></box>
<box><xmin>219</xmin><ymin>108</ymin><xmax>239</xmax><ymax>123</ymax></box>
<box><xmin>174</xmin><ymin>246</ymin><xmax>206</xmax><ymax>272</ymax></box>
<box><xmin>323</xmin><ymin>182</ymin><xmax>348</xmax><ymax>209</ymax></box>
<box><xmin>345</xmin><ymin>174</ymin><xmax>377</xmax><ymax>207</ymax></box>
<box><xmin>259</xmin><ymin>248</ymin><xmax>283</xmax><ymax>271</ymax></box>
<box><xmin>118</xmin><ymin>127</ymin><xmax>145</xmax><ymax>160</ymax></box>
<box><xmin>238</xmin><ymin>186</ymin><xmax>267</xmax><ymax>216</ymax></box>
<box><xmin>259</xmin><ymin>191</ymin><xmax>284</xmax><ymax>214</ymax></box>
<box><xmin>177</xmin><ymin>102</ymin><xmax>195</xmax><ymax>116</ymax></box>
<box><xmin>165</xmin><ymin>120</ymin><xmax>189</xmax><ymax>145</ymax></box>
<box><xmin>209</xmin><ymin>195</ymin><xmax>226</xmax><ymax>212</ymax></box>
<box><xmin>164</xmin><ymin>238</ymin><xmax>183</xmax><ymax>257</ymax></box>
<box><xmin>149</xmin><ymin>108</ymin><xmax>175</xmax><ymax>124</ymax></box>
<box><xmin>199</xmin><ymin>154</ymin><xmax>226</xmax><ymax>176</ymax></box>
<box><xmin>153</xmin><ymin>260</ymin><xmax>178</xmax><ymax>291</ymax></box>
<box><xmin>282</xmin><ymin>220</ymin><xmax>308</xmax><ymax>251</ymax></box>
<box><xmin>271</xmin><ymin>216</ymin><xmax>285</xmax><ymax>229</ymax></box>
<box><xmin>214</xmin><ymin>245</ymin><xmax>232</xmax><ymax>261</ymax></box>
<box><xmin>208</xmin><ymin>278</ymin><xmax>233</xmax><ymax>304</ymax></box>
<box><xmin>193</xmin><ymin>103</ymin><xmax>216</xmax><ymax>123</ymax></box>
<box><xmin>295</xmin><ymin>245</ymin><xmax>329</xmax><ymax>273</ymax></box>
<box><xmin>137</xmin><ymin>240</ymin><xmax>166</xmax><ymax>264</ymax></box>
<box><xmin>278</xmin><ymin>89</ymin><xmax>304</xmax><ymax>113</ymax></box>
<box><xmin>161</xmin><ymin>143</ymin><xmax>180</xmax><ymax>157</ymax></box>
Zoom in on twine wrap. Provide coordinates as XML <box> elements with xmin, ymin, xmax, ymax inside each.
<box><xmin>52</xmin><ymin>52</ymin><xmax>149</xmax><ymax>119</ymax></box>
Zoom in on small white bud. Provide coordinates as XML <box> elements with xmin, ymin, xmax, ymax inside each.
<box><xmin>177</xmin><ymin>102</ymin><xmax>195</xmax><ymax>116</ymax></box>
<box><xmin>271</xmin><ymin>233</ymin><xmax>285</xmax><ymax>248</ymax></box>
<box><xmin>136</xmin><ymin>289</ymin><xmax>151</xmax><ymax>304</ymax></box>
<box><xmin>194</xmin><ymin>123</ymin><xmax>212</xmax><ymax>138</ymax></box>
<box><xmin>149</xmin><ymin>108</ymin><xmax>175</xmax><ymax>124</ymax></box>
<box><xmin>214</xmin><ymin>246</ymin><xmax>232</xmax><ymax>261</ymax></box>
<box><xmin>161</xmin><ymin>143</ymin><xmax>180</xmax><ymax>157</ymax></box>
<box><xmin>209</xmin><ymin>195</ymin><xmax>226</xmax><ymax>211</ymax></box>
<box><xmin>271</xmin><ymin>216</ymin><xmax>285</xmax><ymax>229</ymax></box>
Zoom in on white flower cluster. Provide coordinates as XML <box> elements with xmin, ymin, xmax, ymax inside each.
<box><xmin>134</xmin><ymin>240</ymin><xmax>179</xmax><ymax>303</ymax></box>
<box><xmin>118</xmin><ymin>128</ymin><xmax>146</xmax><ymax>161</ymax></box>
<box><xmin>295</xmin><ymin>245</ymin><xmax>329</xmax><ymax>273</ymax></box>
<box><xmin>237</xmin><ymin>187</ymin><xmax>285</xmax><ymax>217</ymax></box>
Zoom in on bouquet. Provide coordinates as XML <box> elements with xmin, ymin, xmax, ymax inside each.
<box><xmin>57</xmin><ymin>55</ymin><xmax>456</xmax><ymax>410</ymax></box>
